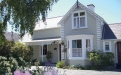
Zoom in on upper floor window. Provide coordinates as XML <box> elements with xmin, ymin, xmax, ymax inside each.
<box><xmin>72</xmin><ymin>11</ymin><xmax>87</xmax><ymax>29</ymax></box>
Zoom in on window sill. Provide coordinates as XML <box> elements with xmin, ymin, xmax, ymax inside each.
<box><xmin>104</xmin><ymin>50</ymin><xmax>112</xmax><ymax>52</ymax></box>
<box><xmin>72</xmin><ymin>27</ymin><xmax>87</xmax><ymax>29</ymax></box>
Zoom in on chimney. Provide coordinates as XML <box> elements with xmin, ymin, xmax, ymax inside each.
<box><xmin>87</xmin><ymin>4</ymin><xmax>95</xmax><ymax>12</ymax></box>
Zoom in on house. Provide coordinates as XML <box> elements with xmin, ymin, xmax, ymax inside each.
<box><xmin>22</xmin><ymin>1</ymin><xmax>121</xmax><ymax>66</ymax></box>
<box><xmin>4</xmin><ymin>32</ymin><xmax>19</xmax><ymax>42</ymax></box>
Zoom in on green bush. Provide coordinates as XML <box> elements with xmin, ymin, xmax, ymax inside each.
<box><xmin>0</xmin><ymin>56</ymin><xmax>18</xmax><ymax>74</ymax></box>
<box><xmin>10</xmin><ymin>42</ymin><xmax>33</xmax><ymax>62</ymax></box>
<box><xmin>0</xmin><ymin>40</ymin><xmax>14</xmax><ymax>58</ymax></box>
<box><xmin>46</xmin><ymin>51</ymin><xmax>52</xmax><ymax>61</ymax></box>
<box><xmin>0</xmin><ymin>56</ymin><xmax>32</xmax><ymax>74</ymax></box>
<box><xmin>0</xmin><ymin>41</ymin><xmax>33</xmax><ymax>62</ymax></box>
<box><xmin>56</xmin><ymin>61</ymin><xmax>66</xmax><ymax>68</ymax></box>
<box><xmin>88</xmin><ymin>50</ymin><xmax>114</xmax><ymax>67</ymax></box>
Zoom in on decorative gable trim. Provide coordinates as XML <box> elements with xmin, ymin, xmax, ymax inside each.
<box><xmin>58</xmin><ymin>2</ymin><xmax>104</xmax><ymax>25</ymax></box>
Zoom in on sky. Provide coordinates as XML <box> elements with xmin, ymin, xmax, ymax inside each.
<box><xmin>7</xmin><ymin>0</ymin><xmax>121</xmax><ymax>32</ymax></box>
<box><xmin>47</xmin><ymin>0</ymin><xmax>121</xmax><ymax>24</ymax></box>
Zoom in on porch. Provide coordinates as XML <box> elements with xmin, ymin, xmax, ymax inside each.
<box><xmin>25</xmin><ymin>38</ymin><xmax>61</xmax><ymax>64</ymax></box>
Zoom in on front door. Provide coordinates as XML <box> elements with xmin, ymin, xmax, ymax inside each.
<box><xmin>117</xmin><ymin>42</ymin><xmax>121</xmax><ymax>64</ymax></box>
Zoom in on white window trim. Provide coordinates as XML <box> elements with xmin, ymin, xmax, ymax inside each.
<box><xmin>72</xmin><ymin>10</ymin><xmax>87</xmax><ymax>29</ymax></box>
<box><xmin>103</xmin><ymin>41</ymin><xmax>112</xmax><ymax>52</ymax></box>
<box><xmin>66</xmin><ymin>35</ymin><xmax>93</xmax><ymax>59</ymax></box>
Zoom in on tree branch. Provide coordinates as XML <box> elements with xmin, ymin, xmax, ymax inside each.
<box><xmin>0</xmin><ymin>0</ymin><xmax>6</xmax><ymax>7</ymax></box>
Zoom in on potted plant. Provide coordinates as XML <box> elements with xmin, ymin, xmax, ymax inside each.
<box><xmin>46</xmin><ymin>51</ymin><xmax>52</xmax><ymax>62</ymax></box>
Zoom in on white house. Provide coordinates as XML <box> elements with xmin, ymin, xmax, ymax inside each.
<box><xmin>22</xmin><ymin>1</ymin><xmax>121</xmax><ymax>66</ymax></box>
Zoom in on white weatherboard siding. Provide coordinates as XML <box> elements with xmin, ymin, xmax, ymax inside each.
<box><xmin>63</xmin><ymin>6</ymin><xmax>97</xmax><ymax>50</ymax></box>
<box><xmin>32</xmin><ymin>45</ymin><xmax>40</xmax><ymax>60</ymax></box>
<box><xmin>48</xmin><ymin>44</ymin><xmax>59</xmax><ymax>63</ymax></box>
<box><xmin>33</xmin><ymin>28</ymin><xmax>61</xmax><ymax>40</ymax></box>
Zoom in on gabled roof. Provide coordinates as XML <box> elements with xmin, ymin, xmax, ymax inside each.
<box><xmin>34</xmin><ymin>16</ymin><xmax>63</xmax><ymax>30</ymax></box>
<box><xmin>102</xmin><ymin>23</ymin><xmax>121</xmax><ymax>40</ymax></box>
<box><xmin>58</xmin><ymin>1</ymin><xmax>104</xmax><ymax>25</ymax></box>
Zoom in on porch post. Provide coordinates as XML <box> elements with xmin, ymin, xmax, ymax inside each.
<box><xmin>41</xmin><ymin>42</ymin><xmax>43</xmax><ymax>62</ymax></box>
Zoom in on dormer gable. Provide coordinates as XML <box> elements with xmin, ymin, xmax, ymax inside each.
<box><xmin>58</xmin><ymin>1</ymin><xmax>105</xmax><ymax>25</ymax></box>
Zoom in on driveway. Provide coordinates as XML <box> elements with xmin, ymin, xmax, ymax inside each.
<box><xmin>63</xmin><ymin>69</ymin><xmax>121</xmax><ymax>75</ymax></box>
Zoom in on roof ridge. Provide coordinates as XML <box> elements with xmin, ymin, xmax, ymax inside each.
<box><xmin>46</xmin><ymin>15</ymin><xmax>63</xmax><ymax>19</ymax></box>
<box><xmin>109</xmin><ymin>22</ymin><xmax>121</xmax><ymax>25</ymax></box>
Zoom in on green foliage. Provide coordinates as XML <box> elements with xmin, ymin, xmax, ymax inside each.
<box><xmin>0</xmin><ymin>56</ymin><xmax>18</xmax><ymax>74</ymax></box>
<box><xmin>88</xmin><ymin>50</ymin><xmax>114</xmax><ymax>67</ymax></box>
<box><xmin>0</xmin><ymin>0</ymin><xmax>58</xmax><ymax>40</ymax></box>
<box><xmin>0</xmin><ymin>22</ymin><xmax>6</xmax><ymax>45</ymax></box>
<box><xmin>46</xmin><ymin>51</ymin><xmax>52</xmax><ymax>60</ymax></box>
<box><xmin>11</xmin><ymin>42</ymin><xmax>33</xmax><ymax>62</ymax></box>
<box><xmin>56</xmin><ymin>61</ymin><xmax>66</xmax><ymax>68</ymax></box>
<box><xmin>0</xmin><ymin>40</ymin><xmax>14</xmax><ymax>58</ymax></box>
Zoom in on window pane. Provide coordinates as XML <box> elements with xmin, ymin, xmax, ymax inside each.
<box><xmin>77</xmin><ymin>17</ymin><xmax>79</xmax><ymax>28</ymax></box>
<box><xmin>80</xmin><ymin>12</ymin><xmax>85</xmax><ymax>16</ymax></box>
<box><xmin>105</xmin><ymin>45</ymin><xmax>109</xmax><ymax>50</ymax></box>
<box><xmin>43</xmin><ymin>45</ymin><xmax>47</xmax><ymax>55</ymax></box>
<box><xmin>72</xmin><ymin>40</ymin><xmax>76</xmax><ymax>48</ymax></box>
<box><xmin>72</xmin><ymin>48</ymin><xmax>82</xmax><ymax>57</ymax></box>
<box><xmin>74</xmin><ymin>13</ymin><xmax>78</xmax><ymax>17</ymax></box>
<box><xmin>77</xmin><ymin>40</ymin><xmax>82</xmax><ymax>48</ymax></box>
<box><xmin>74</xmin><ymin>18</ymin><xmax>76</xmax><ymax>27</ymax></box>
<box><xmin>80</xmin><ymin>17</ymin><xmax>85</xmax><ymax>27</ymax></box>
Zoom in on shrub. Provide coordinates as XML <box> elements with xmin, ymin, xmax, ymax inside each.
<box><xmin>88</xmin><ymin>50</ymin><xmax>114</xmax><ymax>67</ymax></box>
<box><xmin>10</xmin><ymin>42</ymin><xmax>33</xmax><ymax>62</ymax></box>
<box><xmin>0</xmin><ymin>40</ymin><xmax>14</xmax><ymax>58</ymax></box>
<box><xmin>46</xmin><ymin>51</ymin><xmax>52</xmax><ymax>61</ymax></box>
<box><xmin>0</xmin><ymin>56</ymin><xmax>18</xmax><ymax>74</ymax></box>
<box><xmin>56</xmin><ymin>61</ymin><xmax>66</xmax><ymax>68</ymax></box>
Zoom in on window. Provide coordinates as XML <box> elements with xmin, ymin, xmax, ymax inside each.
<box><xmin>41</xmin><ymin>45</ymin><xmax>47</xmax><ymax>55</ymax></box>
<box><xmin>105</xmin><ymin>42</ymin><xmax>109</xmax><ymax>51</ymax></box>
<box><xmin>103</xmin><ymin>41</ymin><xmax>111</xmax><ymax>52</ymax></box>
<box><xmin>72</xmin><ymin>40</ymin><xmax>82</xmax><ymax>57</ymax></box>
<box><xmin>86</xmin><ymin>39</ymin><xmax>90</xmax><ymax>51</ymax></box>
<box><xmin>72</xmin><ymin>11</ymin><xmax>86</xmax><ymax>29</ymax></box>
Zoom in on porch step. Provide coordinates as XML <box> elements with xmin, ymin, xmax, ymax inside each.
<box><xmin>116</xmin><ymin>63</ymin><xmax>121</xmax><ymax>69</ymax></box>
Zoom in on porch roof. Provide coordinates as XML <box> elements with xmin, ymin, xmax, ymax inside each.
<box><xmin>24</xmin><ymin>38</ymin><xmax>61</xmax><ymax>45</ymax></box>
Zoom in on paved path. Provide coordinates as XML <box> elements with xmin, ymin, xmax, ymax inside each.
<box><xmin>63</xmin><ymin>69</ymin><xmax>121</xmax><ymax>75</ymax></box>
<box><xmin>31</xmin><ymin>66</ymin><xmax>121</xmax><ymax>75</ymax></box>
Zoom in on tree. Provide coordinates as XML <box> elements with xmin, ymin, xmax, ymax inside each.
<box><xmin>0</xmin><ymin>0</ymin><xmax>58</xmax><ymax>44</ymax></box>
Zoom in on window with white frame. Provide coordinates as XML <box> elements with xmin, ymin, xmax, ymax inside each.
<box><xmin>72</xmin><ymin>40</ymin><xmax>82</xmax><ymax>57</ymax></box>
<box><xmin>103</xmin><ymin>41</ymin><xmax>111</xmax><ymax>52</ymax></box>
<box><xmin>72</xmin><ymin>11</ymin><xmax>86</xmax><ymax>29</ymax></box>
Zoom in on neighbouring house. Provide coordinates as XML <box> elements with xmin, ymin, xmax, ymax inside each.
<box><xmin>4</xmin><ymin>32</ymin><xmax>19</xmax><ymax>42</ymax></box>
<box><xmin>22</xmin><ymin>1</ymin><xmax>121</xmax><ymax>66</ymax></box>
